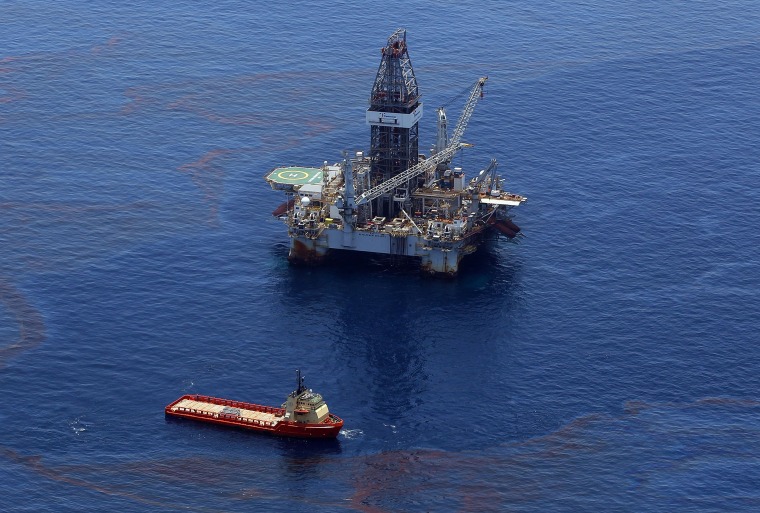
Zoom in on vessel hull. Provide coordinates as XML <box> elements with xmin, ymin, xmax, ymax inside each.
<box><xmin>165</xmin><ymin>395</ymin><xmax>343</xmax><ymax>439</ymax></box>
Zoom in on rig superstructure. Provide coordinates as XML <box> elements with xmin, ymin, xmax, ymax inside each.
<box><xmin>265</xmin><ymin>29</ymin><xmax>527</xmax><ymax>275</ymax></box>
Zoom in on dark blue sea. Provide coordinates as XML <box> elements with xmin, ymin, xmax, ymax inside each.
<box><xmin>2</xmin><ymin>1</ymin><xmax>760</xmax><ymax>511</ymax></box>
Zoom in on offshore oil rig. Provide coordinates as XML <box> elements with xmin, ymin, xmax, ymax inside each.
<box><xmin>265</xmin><ymin>29</ymin><xmax>526</xmax><ymax>275</ymax></box>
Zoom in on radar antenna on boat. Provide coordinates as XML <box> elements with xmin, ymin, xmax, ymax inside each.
<box><xmin>296</xmin><ymin>369</ymin><xmax>307</xmax><ymax>395</ymax></box>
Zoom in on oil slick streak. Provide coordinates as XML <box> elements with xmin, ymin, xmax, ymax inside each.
<box><xmin>342</xmin><ymin>398</ymin><xmax>760</xmax><ymax>512</ymax></box>
<box><xmin>0</xmin><ymin>446</ymin><xmax>212</xmax><ymax>510</ymax></box>
<box><xmin>0</xmin><ymin>201</ymin><xmax>169</xmax><ymax>274</ymax></box>
<box><xmin>121</xmin><ymin>72</ymin><xmax>339</xmax><ymax>147</ymax></box>
<box><xmin>0</xmin><ymin>278</ymin><xmax>45</xmax><ymax>368</ymax></box>
<box><xmin>90</xmin><ymin>36</ymin><xmax>123</xmax><ymax>56</ymax></box>
<box><xmin>177</xmin><ymin>149</ymin><xmax>232</xmax><ymax>225</ymax></box>
<box><xmin>0</xmin><ymin>36</ymin><xmax>125</xmax><ymax>110</ymax></box>
<box><xmin>3</xmin><ymin>398</ymin><xmax>753</xmax><ymax>512</ymax></box>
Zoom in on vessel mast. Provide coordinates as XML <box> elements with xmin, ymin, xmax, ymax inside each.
<box><xmin>295</xmin><ymin>369</ymin><xmax>306</xmax><ymax>395</ymax></box>
<box><xmin>366</xmin><ymin>28</ymin><xmax>422</xmax><ymax>218</ymax></box>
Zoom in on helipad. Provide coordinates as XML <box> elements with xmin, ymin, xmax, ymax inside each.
<box><xmin>266</xmin><ymin>166</ymin><xmax>323</xmax><ymax>186</ymax></box>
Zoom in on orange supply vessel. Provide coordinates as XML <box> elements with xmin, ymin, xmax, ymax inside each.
<box><xmin>165</xmin><ymin>371</ymin><xmax>343</xmax><ymax>439</ymax></box>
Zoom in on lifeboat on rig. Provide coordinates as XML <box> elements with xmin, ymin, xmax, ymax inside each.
<box><xmin>165</xmin><ymin>370</ymin><xmax>343</xmax><ymax>439</ymax></box>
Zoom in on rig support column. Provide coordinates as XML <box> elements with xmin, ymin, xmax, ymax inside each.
<box><xmin>288</xmin><ymin>236</ymin><xmax>329</xmax><ymax>265</ymax></box>
<box><xmin>420</xmin><ymin>248</ymin><xmax>462</xmax><ymax>276</ymax></box>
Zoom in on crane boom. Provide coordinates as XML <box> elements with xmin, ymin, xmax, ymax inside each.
<box><xmin>472</xmin><ymin>158</ymin><xmax>498</xmax><ymax>187</ymax></box>
<box><xmin>435</xmin><ymin>107</ymin><xmax>449</xmax><ymax>154</ymax></box>
<box><xmin>450</xmin><ymin>77</ymin><xmax>487</xmax><ymax>149</ymax></box>
<box><xmin>354</xmin><ymin>77</ymin><xmax>488</xmax><ymax>207</ymax></box>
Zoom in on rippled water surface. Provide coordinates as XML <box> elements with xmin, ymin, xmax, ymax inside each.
<box><xmin>2</xmin><ymin>1</ymin><xmax>760</xmax><ymax>511</ymax></box>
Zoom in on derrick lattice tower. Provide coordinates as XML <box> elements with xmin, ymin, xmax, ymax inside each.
<box><xmin>366</xmin><ymin>28</ymin><xmax>422</xmax><ymax>218</ymax></box>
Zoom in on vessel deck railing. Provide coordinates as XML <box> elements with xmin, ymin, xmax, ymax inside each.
<box><xmin>171</xmin><ymin>407</ymin><xmax>279</xmax><ymax>427</ymax></box>
<box><xmin>187</xmin><ymin>394</ymin><xmax>286</xmax><ymax>415</ymax></box>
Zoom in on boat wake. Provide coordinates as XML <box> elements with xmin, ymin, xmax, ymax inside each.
<box><xmin>69</xmin><ymin>418</ymin><xmax>90</xmax><ymax>436</ymax></box>
<box><xmin>339</xmin><ymin>429</ymin><xmax>364</xmax><ymax>440</ymax></box>
<box><xmin>382</xmin><ymin>423</ymin><xmax>398</xmax><ymax>434</ymax></box>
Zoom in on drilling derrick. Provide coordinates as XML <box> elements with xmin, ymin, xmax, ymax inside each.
<box><xmin>366</xmin><ymin>28</ymin><xmax>422</xmax><ymax>218</ymax></box>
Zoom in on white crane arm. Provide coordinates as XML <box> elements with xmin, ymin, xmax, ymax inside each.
<box><xmin>450</xmin><ymin>77</ymin><xmax>487</xmax><ymax>148</ymax></box>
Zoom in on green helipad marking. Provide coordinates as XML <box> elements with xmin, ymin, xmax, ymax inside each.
<box><xmin>267</xmin><ymin>166</ymin><xmax>323</xmax><ymax>185</ymax></box>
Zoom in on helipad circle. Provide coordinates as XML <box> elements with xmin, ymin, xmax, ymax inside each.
<box><xmin>276</xmin><ymin>170</ymin><xmax>309</xmax><ymax>182</ymax></box>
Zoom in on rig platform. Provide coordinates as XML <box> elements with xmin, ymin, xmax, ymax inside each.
<box><xmin>266</xmin><ymin>28</ymin><xmax>527</xmax><ymax>276</ymax></box>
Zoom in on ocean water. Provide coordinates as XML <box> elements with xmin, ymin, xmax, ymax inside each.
<box><xmin>2</xmin><ymin>1</ymin><xmax>760</xmax><ymax>511</ymax></box>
